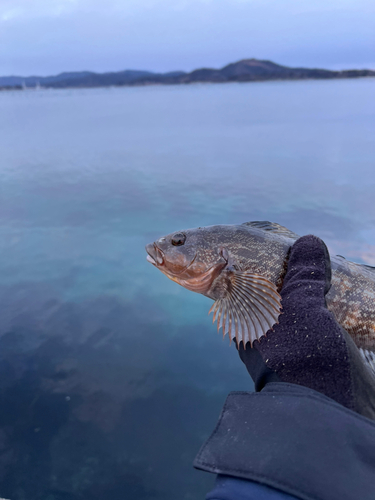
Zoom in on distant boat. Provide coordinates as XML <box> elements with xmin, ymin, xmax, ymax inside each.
<box><xmin>22</xmin><ymin>81</ymin><xmax>27</xmax><ymax>90</ymax></box>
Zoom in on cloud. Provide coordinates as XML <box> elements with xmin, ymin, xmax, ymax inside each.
<box><xmin>1</xmin><ymin>0</ymin><xmax>77</xmax><ymax>21</ymax></box>
<box><xmin>1</xmin><ymin>0</ymin><xmax>375</xmax><ymax>75</ymax></box>
<box><xmin>2</xmin><ymin>0</ymin><xmax>374</xmax><ymax>21</ymax></box>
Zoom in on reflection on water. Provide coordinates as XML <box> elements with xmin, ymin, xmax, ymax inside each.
<box><xmin>0</xmin><ymin>288</ymin><xmax>234</xmax><ymax>499</ymax></box>
<box><xmin>0</xmin><ymin>78</ymin><xmax>374</xmax><ymax>499</ymax></box>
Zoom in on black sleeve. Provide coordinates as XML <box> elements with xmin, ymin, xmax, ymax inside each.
<box><xmin>206</xmin><ymin>474</ymin><xmax>300</xmax><ymax>500</ymax></box>
<box><xmin>195</xmin><ymin>383</ymin><xmax>375</xmax><ymax>500</ymax></box>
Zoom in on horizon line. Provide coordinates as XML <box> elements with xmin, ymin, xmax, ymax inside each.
<box><xmin>2</xmin><ymin>57</ymin><xmax>375</xmax><ymax>79</ymax></box>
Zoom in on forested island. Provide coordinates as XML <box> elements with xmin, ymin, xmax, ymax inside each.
<box><xmin>1</xmin><ymin>58</ymin><xmax>374</xmax><ymax>90</ymax></box>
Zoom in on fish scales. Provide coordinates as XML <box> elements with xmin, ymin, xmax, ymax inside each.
<box><xmin>146</xmin><ymin>221</ymin><xmax>375</xmax><ymax>374</ymax></box>
<box><xmin>328</xmin><ymin>257</ymin><xmax>375</xmax><ymax>351</ymax></box>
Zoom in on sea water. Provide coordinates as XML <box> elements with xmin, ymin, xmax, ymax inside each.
<box><xmin>0</xmin><ymin>78</ymin><xmax>374</xmax><ymax>499</ymax></box>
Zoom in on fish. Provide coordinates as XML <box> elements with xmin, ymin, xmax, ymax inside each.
<box><xmin>145</xmin><ymin>221</ymin><xmax>375</xmax><ymax>374</ymax></box>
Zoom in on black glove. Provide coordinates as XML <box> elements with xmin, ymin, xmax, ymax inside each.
<box><xmin>238</xmin><ymin>235</ymin><xmax>375</xmax><ymax>420</ymax></box>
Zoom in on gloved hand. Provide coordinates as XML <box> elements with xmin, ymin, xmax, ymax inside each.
<box><xmin>238</xmin><ymin>235</ymin><xmax>375</xmax><ymax>420</ymax></box>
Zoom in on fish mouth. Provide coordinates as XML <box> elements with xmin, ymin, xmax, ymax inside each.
<box><xmin>145</xmin><ymin>243</ymin><xmax>165</xmax><ymax>266</ymax></box>
<box><xmin>145</xmin><ymin>243</ymin><xmax>197</xmax><ymax>275</ymax></box>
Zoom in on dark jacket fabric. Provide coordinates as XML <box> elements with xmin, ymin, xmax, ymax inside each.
<box><xmin>206</xmin><ymin>475</ymin><xmax>299</xmax><ymax>500</ymax></box>
<box><xmin>194</xmin><ymin>383</ymin><xmax>375</xmax><ymax>500</ymax></box>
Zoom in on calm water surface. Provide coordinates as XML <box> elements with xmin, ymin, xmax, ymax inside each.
<box><xmin>0</xmin><ymin>79</ymin><xmax>374</xmax><ymax>499</ymax></box>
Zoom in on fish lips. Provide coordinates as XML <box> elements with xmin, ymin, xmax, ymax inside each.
<box><xmin>145</xmin><ymin>243</ymin><xmax>197</xmax><ymax>276</ymax></box>
<box><xmin>145</xmin><ymin>243</ymin><xmax>164</xmax><ymax>266</ymax></box>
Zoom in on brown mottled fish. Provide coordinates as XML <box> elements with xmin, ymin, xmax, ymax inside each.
<box><xmin>145</xmin><ymin>221</ymin><xmax>375</xmax><ymax>373</ymax></box>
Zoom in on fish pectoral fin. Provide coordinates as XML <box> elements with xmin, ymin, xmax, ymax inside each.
<box><xmin>359</xmin><ymin>348</ymin><xmax>375</xmax><ymax>376</ymax></box>
<box><xmin>209</xmin><ymin>271</ymin><xmax>282</xmax><ymax>348</ymax></box>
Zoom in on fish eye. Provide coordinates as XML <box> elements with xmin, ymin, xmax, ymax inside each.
<box><xmin>171</xmin><ymin>233</ymin><xmax>186</xmax><ymax>246</ymax></box>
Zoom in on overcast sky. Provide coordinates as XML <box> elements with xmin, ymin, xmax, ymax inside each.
<box><xmin>1</xmin><ymin>0</ymin><xmax>374</xmax><ymax>76</ymax></box>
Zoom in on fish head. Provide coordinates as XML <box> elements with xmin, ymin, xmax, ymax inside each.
<box><xmin>146</xmin><ymin>223</ymin><xmax>286</xmax><ymax>347</ymax></box>
<box><xmin>145</xmin><ymin>226</ymin><xmax>228</xmax><ymax>294</ymax></box>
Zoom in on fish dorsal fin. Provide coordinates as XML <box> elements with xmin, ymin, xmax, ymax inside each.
<box><xmin>208</xmin><ymin>269</ymin><xmax>282</xmax><ymax>347</ymax></box>
<box><xmin>359</xmin><ymin>348</ymin><xmax>375</xmax><ymax>377</ymax></box>
<box><xmin>362</xmin><ymin>264</ymin><xmax>375</xmax><ymax>274</ymax></box>
<box><xmin>242</xmin><ymin>221</ymin><xmax>300</xmax><ymax>240</ymax></box>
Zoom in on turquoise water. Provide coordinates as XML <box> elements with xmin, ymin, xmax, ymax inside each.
<box><xmin>0</xmin><ymin>78</ymin><xmax>374</xmax><ymax>499</ymax></box>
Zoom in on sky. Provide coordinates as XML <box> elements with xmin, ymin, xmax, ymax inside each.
<box><xmin>0</xmin><ymin>0</ymin><xmax>374</xmax><ymax>76</ymax></box>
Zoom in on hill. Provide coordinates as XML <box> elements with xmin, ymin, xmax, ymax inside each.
<box><xmin>1</xmin><ymin>59</ymin><xmax>374</xmax><ymax>90</ymax></box>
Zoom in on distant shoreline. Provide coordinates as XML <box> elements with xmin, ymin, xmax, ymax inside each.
<box><xmin>1</xmin><ymin>58</ymin><xmax>374</xmax><ymax>91</ymax></box>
